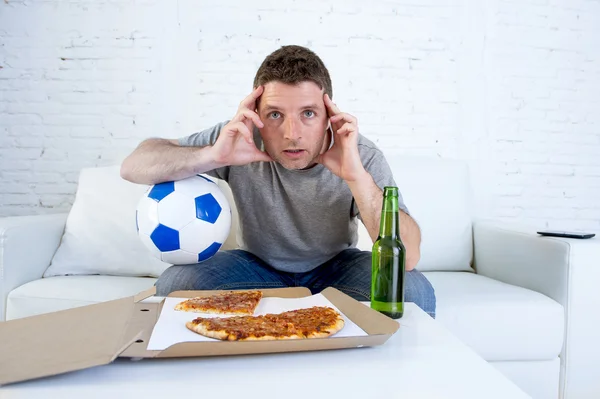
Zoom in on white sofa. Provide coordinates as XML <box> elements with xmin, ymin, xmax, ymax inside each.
<box><xmin>1</xmin><ymin>157</ymin><xmax>598</xmax><ymax>399</ymax></box>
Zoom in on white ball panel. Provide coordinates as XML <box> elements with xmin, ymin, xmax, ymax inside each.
<box><xmin>178</xmin><ymin>220</ymin><xmax>211</xmax><ymax>253</ymax></box>
<box><xmin>178</xmin><ymin>218</ymin><xmax>226</xmax><ymax>253</ymax></box>
<box><xmin>161</xmin><ymin>249</ymin><xmax>198</xmax><ymax>265</ymax></box>
<box><xmin>136</xmin><ymin>197</ymin><xmax>159</xmax><ymax>235</ymax></box>
<box><xmin>157</xmin><ymin>191</ymin><xmax>196</xmax><ymax>230</ymax></box>
<box><xmin>174</xmin><ymin>175</ymin><xmax>213</xmax><ymax>198</ymax></box>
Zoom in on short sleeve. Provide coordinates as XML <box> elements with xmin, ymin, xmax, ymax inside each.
<box><xmin>177</xmin><ymin>121</ymin><xmax>230</xmax><ymax>181</ymax></box>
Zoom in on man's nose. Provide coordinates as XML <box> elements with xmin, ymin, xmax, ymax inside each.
<box><xmin>283</xmin><ymin>117</ymin><xmax>301</xmax><ymax>141</ymax></box>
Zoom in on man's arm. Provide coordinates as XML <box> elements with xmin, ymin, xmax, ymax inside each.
<box><xmin>121</xmin><ymin>86</ymin><xmax>271</xmax><ymax>186</ymax></box>
<box><xmin>318</xmin><ymin>93</ymin><xmax>421</xmax><ymax>271</ymax></box>
<box><xmin>120</xmin><ymin>138</ymin><xmax>219</xmax><ymax>185</ymax></box>
<box><xmin>347</xmin><ymin>172</ymin><xmax>422</xmax><ymax>271</ymax></box>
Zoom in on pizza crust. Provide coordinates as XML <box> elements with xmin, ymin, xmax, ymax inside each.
<box><xmin>240</xmin><ymin>333</ymin><xmax>305</xmax><ymax>341</ymax></box>
<box><xmin>186</xmin><ymin>320</ymin><xmax>230</xmax><ymax>340</ymax></box>
<box><xmin>305</xmin><ymin>317</ymin><xmax>345</xmax><ymax>338</ymax></box>
<box><xmin>175</xmin><ymin>304</ymin><xmax>251</xmax><ymax>316</ymax></box>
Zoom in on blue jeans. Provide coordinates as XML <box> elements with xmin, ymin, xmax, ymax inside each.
<box><xmin>156</xmin><ymin>248</ymin><xmax>436</xmax><ymax>318</ymax></box>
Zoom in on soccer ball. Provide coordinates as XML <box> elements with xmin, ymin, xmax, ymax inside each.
<box><xmin>136</xmin><ymin>175</ymin><xmax>231</xmax><ymax>265</ymax></box>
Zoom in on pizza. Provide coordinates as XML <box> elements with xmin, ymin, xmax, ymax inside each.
<box><xmin>185</xmin><ymin>306</ymin><xmax>345</xmax><ymax>341</ymax></box>
<box><xmin>174</xmin><ymin>290</ymin><xmax>263</xmax><ymax>315</ymax></box>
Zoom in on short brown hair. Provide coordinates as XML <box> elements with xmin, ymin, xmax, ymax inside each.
<box><xmin>253</xmin><ymin>45</ymin><xmax>333</xmax><ymax>98</ymax></box>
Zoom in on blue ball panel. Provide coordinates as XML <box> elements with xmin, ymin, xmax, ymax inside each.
<box><xmin>198</xmin><ymin>242</ymin><xmax>222</xmax><ymax>262</ymax></box>
<box><xmin>148</xmin><ymin>181</ymin><xmax>175</xmax><ymax>202</ymax></box>
<box><xmin>194</xmin><ymin>194</ymin><xmax>222</xmax><ymax>224</ymax></box>
<box><xmin>150</xmin><ymin>224</ymin><xmax>180</xmax><ymax>252</ymax></box>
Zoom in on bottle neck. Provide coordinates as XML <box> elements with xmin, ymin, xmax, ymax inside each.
<box><xmin>379</xmin><ymin>188</ymin><xmax>400</xmax><ymax>239</ymax></box>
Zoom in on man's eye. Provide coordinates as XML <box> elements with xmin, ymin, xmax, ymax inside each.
<box><xmin>269</xmin><ymin>112</ymin><xmax>281</xmax><ymax>119</ymax></box>
<box><xmin>304</xmin><ymin>110</ymin><xmax>315</xmax><ymax>118</ymax></box>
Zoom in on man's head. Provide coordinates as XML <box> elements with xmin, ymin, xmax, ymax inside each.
<box><xmin>253</xmin><ymin>45</ymin><xmax>333</xmax><ymax>170</ymax></box>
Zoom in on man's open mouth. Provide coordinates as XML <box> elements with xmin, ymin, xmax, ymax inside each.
<box><xmin>283</xmin><ymin>149</ymin><xmax>306</xmax><ymax>158</ymax></box>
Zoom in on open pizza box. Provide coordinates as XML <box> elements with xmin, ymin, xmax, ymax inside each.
<box><xmin>0</xmin><ymin>286</ymin><xmax>400</xmax><ymax>386</ymax></box>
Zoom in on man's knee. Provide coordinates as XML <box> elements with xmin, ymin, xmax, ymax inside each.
<box><xmin>309</xmin><ymin>249</ymin><xmax>372</xmax><ymax>301</ymax></box>
<box><xmin>155</xmin><ymin>251</ymin><xmax>237</xmax><ymax>295</ymax></box>
<box><xmin>155</xmin><ymin>264</ymin><xmax>201</xmax><ymax>296</ymax></box>
<box><xmin>404</xmin><ymin>270</ymin><xmax>437</xmax><ymax>318</ymax></box>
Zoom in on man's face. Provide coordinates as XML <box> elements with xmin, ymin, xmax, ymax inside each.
<box><xmin>256</xmin><ymin>81</ymin><xmax>330</xmax><ymax>170</ymax></box>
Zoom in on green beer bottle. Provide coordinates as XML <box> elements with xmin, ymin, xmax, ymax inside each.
<box><xmin>371</xmin><ymin>186</ymin><xmax>405</xmax><ymax>319</ymax></box>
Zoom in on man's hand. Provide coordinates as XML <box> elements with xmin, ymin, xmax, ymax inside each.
<box><xmin>211</xmin><ymin>86</ymin><xmax>273</xmax><ymax>167</ymax></box>
<box><xmin>317</xmin><ymin>94</ymin><xmax>367</xmax><ymax>182</ymax></box>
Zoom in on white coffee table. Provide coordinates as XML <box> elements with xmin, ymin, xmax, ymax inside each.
<box><xmin>1</xmin><ymin>303</ymin><xmax>530</xmax><ymax>398</ymax></box>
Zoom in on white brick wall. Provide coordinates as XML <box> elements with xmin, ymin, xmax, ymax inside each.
<box><xmin>1</xmin><ymin>0</ymin><xmax>599</xmax><ymax>232</ymax></box>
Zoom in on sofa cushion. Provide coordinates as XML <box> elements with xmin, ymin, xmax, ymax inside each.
<box><xmin>43</xmin><ymin>166</ymin><xmax>240</xmax><ymax>278</ymax></box>
<box><xmin>6</xmin><ymin>276</ymin><xmax>157</xmax><ymax>320</ymax></box>
<box><xmin>44</xmin><ymin>166</ymin><xmax>170</xmax><ymax>278</ymax></box>
<box><xmin>425</xmin><ymin>271</ymin><xmax>564</xmax><ymax>361</ymax></box>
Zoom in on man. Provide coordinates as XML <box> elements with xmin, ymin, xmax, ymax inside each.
<box><xmin>121</xmin><ymin>45</ymin><xmax>436</xmax><ymax>317</ymax></box>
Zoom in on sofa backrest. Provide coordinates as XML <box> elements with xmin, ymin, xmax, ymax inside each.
<box><xmin>46</xmin><ymin>157</ymin><xmax>474</xmax><ymax>278</ymax></box>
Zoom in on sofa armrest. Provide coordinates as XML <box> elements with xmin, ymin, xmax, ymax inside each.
<box><xmin>0</xmin><ymin>213</ymin><xmax>67</xmax><ymax>321</ymax></box>
<box><xmin>473</xmin><ymin>219</ymin><xmax>600</xmax><ymax>398</ymax></box>
<box><xmin>473</xmin><ymin>219</ymin><xmax>575</xmax><ymax>305</ymax></box>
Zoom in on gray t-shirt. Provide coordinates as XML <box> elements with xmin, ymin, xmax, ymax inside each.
<box><xmin>178</xmin><ymin>121</ymin><xmax>408</xmax><ymax>273</ymax></box>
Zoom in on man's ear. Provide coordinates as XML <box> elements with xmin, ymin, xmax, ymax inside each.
<box><xmin>323</xmin><ymin>93</ymin><xmax>331</xmax><ymax>119</ymax></box>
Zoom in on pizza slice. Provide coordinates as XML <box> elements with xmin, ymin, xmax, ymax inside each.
<box><xmin>185</xmin><ymin>306</ymin><xmax>345</xmax><ymax>341</ymax></box>
<box><xmin>174</xmin><ymin>290</ymin><xmax>263</xmax><ymax>315</ymax></box>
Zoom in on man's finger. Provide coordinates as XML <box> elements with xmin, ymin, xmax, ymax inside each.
<box><xmin>234</xmin><ymin>109</ymin><xmax>264</xmax><ymax>128</ymax></box>
<box><xmin>323</xmin><ymin>93</ymin><xmax>341</xmax><ymax>116</ymax></box>
<box><xmin>330</xmin><ymin>112</ymin><xmax>357</xmax><ymax>125</ymax></box>
<box><xmin>240</xmin><ymin>86</ymin><xmax>264</xmax><ymax>110</ymax></box>
<box><xmin>336</xmin><ymin>122</ymin><xmax>356</xmax><ymax>136</ymax></box>
<box><xmin>232</xmin><ymin>121</ymin><xmax>254</xmax><ymax>144</ymax></box>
